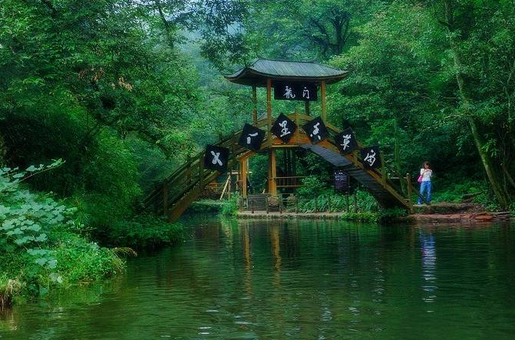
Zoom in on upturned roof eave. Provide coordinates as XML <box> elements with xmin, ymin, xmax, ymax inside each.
<box><xmin>225</xmin><ymin>68</ymin><xmax>349</xmax><ymax>87</ymax></box>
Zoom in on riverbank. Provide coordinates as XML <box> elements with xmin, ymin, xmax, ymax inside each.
<box><xmin>407</xmin><ymin>203</ymin><xmax>512</xmax><ymax>223</ymax></box>
<box><xmin>236</xmin><ymin>202</ymin><xmax>514</xmax><ymax>223</ymax></box>
<box><xmin>237</xmin><ymin>211</ymin><xmax>344</xmax><ymax>220</ymax></box>
<box><xmin>237</xmin><ymin>211</ymin><xmax>390</xmax><ymax>222</ymax></box>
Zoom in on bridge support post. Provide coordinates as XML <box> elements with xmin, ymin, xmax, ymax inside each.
<box><xmin>240</xmin><ymin>157</ymin><xmax>248</xmax><ymax>198</ymax></box>
<box><xmin>268</xmin><ymin>147</ymin><xmax>277</xmax><ymax>195</ymax></box>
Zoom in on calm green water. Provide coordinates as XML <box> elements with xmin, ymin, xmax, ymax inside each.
<box><xmin>2</xmin><ymin>217</ymin><xmax>515</xmax><ymax>340</ymax></box>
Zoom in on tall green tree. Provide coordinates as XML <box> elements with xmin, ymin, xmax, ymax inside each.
<box><xmin>430</xmin><ymin>0</ymin><xmax>515</xmax><ymax>208</ymax></box>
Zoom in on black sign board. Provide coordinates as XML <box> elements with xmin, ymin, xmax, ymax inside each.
<box><xmin>238</xmin><ymin>124</ymin><xmax>265</xmax><ymax>151</ymax></box>
<box><xmin>303</xmin><ymin>117</ymin><xmax>329</xmax><ymax>144</ymax></box>
<box><xmin>334</xmin><ymin>169</ymin><xmax>350</xmax><ymax>193</ymax></box>
<box><xmin>204</xmin><ymin>145</ymin><xmax>229</xmax><ymax>172</ymax></box>
<box><xmin>360</xmin><ymin>146</ymin><xmax>382</xmax><ymax>169</ymax></box>
<box><xmin>334</xmin><ymin>128</ymin><xmax>359</xmax><ymax>155</ymax></box>
<box><xmin>271</xmin><ymin>113</ymin><xmax>297</xmax><ymax>143</ymax></box>
<box><xmin>274</xmin><ymin>82</ymin><xmax>318</xmax><ymax>101</ymax></box>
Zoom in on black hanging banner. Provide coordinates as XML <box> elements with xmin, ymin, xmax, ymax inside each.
<box><xmin>334</xmin><ymin>128</ymin><xmax>359</xmax><ymax>155</ymax></box>
<box><xmin>204</xmin><ymin>145</ymin><xmax>230</xmax><ymax>172</ymax></box>
<box><xmin>334</xmin><ymin>169</ymin><xmax>350</xmax><ymax>193</ymax></box>
<box><xmin>238</xmin><ymin>124</ymin><xmax>266</xmax><ymax>151</ymax></box>
<box><xmin>360</xmin><ymin>146</ymin><xmax>382</xmax><ymax>169</ymax></box>
<box><xmin>303</xmin><ymin>117</ymin><xmax>329</xmax><ymax>144</ymax></box>
<box><xmin>274</xmin><ymin>82</ymin><xmax>318</xmax><ymax>101</ymax></box>
<box><xmin>271</xmin><ymin>113</ymin><xmax>297</xmax><ymax>143</ymax></box>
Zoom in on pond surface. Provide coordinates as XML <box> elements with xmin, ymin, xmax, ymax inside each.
<box><xmin>1</xmin><ymin>217</ymin><xmax>515</xmax><ymax>339</ymax></box>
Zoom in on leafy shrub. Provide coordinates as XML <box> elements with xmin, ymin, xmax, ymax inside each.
<box><xmin>0</xmin><ymin>163</ymin><xmax>123</xmax><ymax>306</ymax></box>
<box><xmin>221</xmin><ymin>195</ymin><xmax>239</xmax><ymax>216</ymax></box>
<box><xmin>52</xmin><ymin>232</ymin><xmax>124</xmax><ymax>284</ymax></box>
<box><xmin>1</xmin><ymin>161</ymin><xmax>66</xmax><ymax>265</ymax></box>
<box><xmin>471</xmin><ymin>190</ymin><xmax>502</xmax><ymax>211</ymax></box>
<box><xmin>295</xmin><ymin>175</ymin><xmax>379</xmax><ymax>213</ymax></box>
<box><xmin>431</xmin><ymin>180</ymin><xmax>484</xmax><ymax>203</ymax></box>
<box><xmin>297</xmin><ymin>175</ymin><xmax>328</xmax><ymax>199</ymax></box>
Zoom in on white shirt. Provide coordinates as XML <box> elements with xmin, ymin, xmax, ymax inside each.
<box><xmin>420</xmin><ymin>168</ymin><xmax>432</xmax><ymax>181</ymax></box>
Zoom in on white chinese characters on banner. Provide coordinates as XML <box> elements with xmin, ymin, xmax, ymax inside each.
<box><xmin>284</xmin><ymin>86</ymin><xmax>296</xmax><ymax>99</ymax></box>
<box><xmin>303</xmin><ymin>117</ymin><xmax>328</xmax><ymax>144</ymax></box>
<box><xmin>238</xmin><ymin>124</ymin><xmax>265</xmax><ymax>151</ymax></box>
<box><xmin>246</xmin><ymin>132</ymin><xmax>258</xmax><ymax>145</ymax></box>
<box><xmin>271</xmin><ymin>113</ymin><xmax>297</xmax><ymax>143</ymax></box>
<box><xmin>335</xmin><ymin>128</ymin><xmax>358</xmax><ymax>155</ymax></box>
<box><xmin>210</xmin><ymin>150</ymin><xmax>223</xmax><ymax>166</ymax></box>
<box><xmin>302</xmin><ymin>87</ymin><xmax>310</xmax><ymax>99</ymax></box>
<box><xmin>360</xmin><ymin>146</ymin><xmax>382</xmax><ymax>169</ymax></box>
<box><xmin>340</xmin><ymin>134</ymin><xmax>352</xmax><ymax>150</ymax></box>
<box><xmin>310</xmin><ymin>122</ymin><xmax>321</xmax><ymax>141</ymax></box>
<box><xmin>274</xmin><ymin>82</ymin><xmax>317</xmax><ymax>101</ymax></box>
<box><xmin>364</xmin><ymin>149</ymin><xmax>376</xmax><ymax>167</ymax></box>
<box><xmin>279</xmin><ymin>120</ymin><xmax>291</xmax><ymax>137</ymax></box>
<box><xmin>204</xmin><ymin>145</ymin><xmax>229</xmax><ymax>172</ymax></box>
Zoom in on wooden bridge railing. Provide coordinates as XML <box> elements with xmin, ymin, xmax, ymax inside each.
<box><xmin>142</xmin><ymin>131</ymin><xmax>250</xmax><ymax>219</ymax></box>
<box><xmin>142</xmin><ymin>113</ymin><xmax>424</xmax><ymax>220</ymax></box>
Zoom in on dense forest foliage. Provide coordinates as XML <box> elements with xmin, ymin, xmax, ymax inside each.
<box><xmin>1</xmin><ymin>0</ymin><xmax>514</xmax><ymax>303</ymax></box>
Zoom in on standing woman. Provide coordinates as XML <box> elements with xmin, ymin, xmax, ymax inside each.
<box><xmin>418</xmin><ymin>161</ymin><xmax>433</xmax><ymax>204</ymax></box>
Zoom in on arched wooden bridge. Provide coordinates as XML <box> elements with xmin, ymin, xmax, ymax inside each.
<box><xmin>143</xmin><ymin>113</ymin><xmax>420</xmax><ymax>221</ymax></box>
